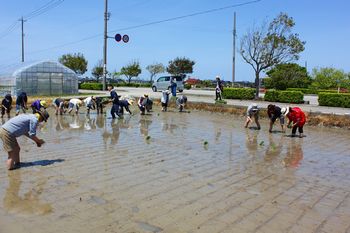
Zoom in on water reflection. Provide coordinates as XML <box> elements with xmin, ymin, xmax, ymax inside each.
<box><xmin>3</xmin><ymin>171</ymin><xmax>52</xmax><ymax>215</ymax></box>
<box><xmin>245</xmin><ymin>128</ymin><xmax>258</xmax><ymax>155</ymax></box>
<box><xmin>264</xmin><ymin>134</ymin><xmax>284</xmax><ymax>162</ymax></box>
<box><xmin>283</xmin><ymin>139</ymin><xmax>304</xmax><ymax>168</ymax></box>
<box><xmin>139</xmin><ymin>117</ymin><xmax>152</xmax><ymax>137</ymax></box>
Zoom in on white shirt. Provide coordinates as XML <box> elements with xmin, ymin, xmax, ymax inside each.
<box><xmin>69</xmin><ymin>98</ymin><xmax>82</xmax><ymax>107</ymax></box>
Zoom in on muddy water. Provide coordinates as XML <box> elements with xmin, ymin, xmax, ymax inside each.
<box><xmin>1</xmin><ymin>107</ymin><xmax>350</xmax><ymax>233</ymax></box>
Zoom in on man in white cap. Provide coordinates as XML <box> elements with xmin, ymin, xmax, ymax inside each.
<box><xmin>0</xmin><ymin>110</ymin><xmax>49</xmax><ymax>170</ymax></box>
<box><xmin>244</xmin><ymin>103</ymin><xmax>260</xmax><ymax>129</ymax></box>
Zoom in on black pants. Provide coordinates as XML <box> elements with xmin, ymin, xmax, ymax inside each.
<box><xmin>111</xmin><ymin>103</ymin><xmax>120</xmax><ymax>118</ymax></box>
<box><xmin>215</xmin><ymin>91</ymin><xmax>222</xmax><ymax>100</ymax></box>
<box><xmin>292</xmin><ymin>125</ymin><xmax>303</xmax><ymax>134</ymax></box>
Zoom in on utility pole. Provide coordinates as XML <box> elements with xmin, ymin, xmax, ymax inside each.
<box><xmin>20</xmin><ymin>17</ymin><xmax>26</xmax><ymax>62</ymax></box>
<box><xmin>232</xmin><ymin>12</ymin><xmax>236</xmax><ymax>87</ymax></box>
<box><xmin>103</xmin><ymin>0</ymin><xmax>109</xmax><ymax>91</ymax></box>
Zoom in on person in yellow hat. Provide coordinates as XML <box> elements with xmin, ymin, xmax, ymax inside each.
<box><xmin>31</xmin><ymin>99</ymin><xmax>47</xmax><ymax>114</ymax></box>
<box><xmin>118</xmin><ymin>99</ymin><xmax>133</xmax><ymax>116</ymax></box>
<box><xmin>0</xmin><ymin>110</ymin><xmax>49</xmax><ymax>170</ymax></box>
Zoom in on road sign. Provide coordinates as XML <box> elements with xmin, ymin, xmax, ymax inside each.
<box><xmin>115</xmin><ymin>33</ymin><xmax>122</xmax><ymax>42</ymax></box>
<box><xmin>122</xmin><ymin>34</ymin><xmax>129</xmax><ymax>43</ymax></box>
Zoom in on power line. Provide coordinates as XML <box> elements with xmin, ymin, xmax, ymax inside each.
<box><xmin>0</xmin><ymin>21</ymin><xmax>20</xmax><ymax>39</ymax></box>
<box><xmin>27</xmin><ymin>0</ymin><xmax>262</xmax><ymax>55</ymax></box>
<box><xmin>24</xmin><ymin>0</ymin><xmax>64</xmax><ymax>20</ymax></box>
<box><xmin>0</xmin><ymin>0</ymin><xmax>64</xmax><ymax>40</ymax></box>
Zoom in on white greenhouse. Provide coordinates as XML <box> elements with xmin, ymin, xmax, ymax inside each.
<box><xmin>0</xmin><ymin>61</ymin><xmax>79</xmax><ymax>96</ymax></box>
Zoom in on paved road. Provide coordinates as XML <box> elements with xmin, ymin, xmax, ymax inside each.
<box><xmin>80</xmin><ymin>88</ymin><xmax>350</xmax><ymax>115</ymax></box>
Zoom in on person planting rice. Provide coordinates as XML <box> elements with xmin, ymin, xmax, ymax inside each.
<box><xmin>0</xmin><ymin>110</ymin><xmax>49</xmax><ymax>170</ymax></box>
<box><xmin>83</xmin><ymin>96</ymin><xmax>96</xmax><ymax>114</ymax></box>
<box><xmin>67</xmin><ymin>98</ymin><xmax>83</xmax><ymax>115</ymax></box>
<box><xmin>285</xmin><ymin>107</ymin><xmax>306</xmax><ymax>138</ymax></box>
<box><xmin>176</xmin><ymin>95</ymin><xmax>188</xmax><ymax>112</ymax></box>
<box><xmin>267</xmin><ymin>104</ymin><xmax>285</xmax><ymax>133</ymax></box>
<box><xmin>53</xmin><ymin>98</ymin><xmax>67</xmax><ymax>115</ymax></box>
<box><xmin>31</xmin><ymin>100</ymin><xmax>47</xmax><ymax>114</ymax></box>
<box><xmin>161</xmin><ymin>90</ymin><xmax>171</xmax><ymax>112</ymax></box>
<box><xmin>118</xmin><ymin>99</ymin><xmax>133</xmax><ymax>116</ymax></box>
<box><xmin>95</xmin><ymin>97</ymin><xmax>104</xmax><ymax>114</ymax></box>
<box><xmin>15</xmin><ymin>92</ymin><xmax>28</xmax><ymax>116</ymax></box>
<box><xmin>244</xmin><ymin>103</ymin><xmax>261</xmax><ymax>130</ymax></box>
<box><xmin>138</xmin><ymin>94</ymin><xmax>153</xmax><ymax>115</ymax></box>
<box><xmin>107</xmin><ymin>84</ymin><xmax>121</xmax><ymax>119</ymax></box>
<box><xmin>1</xmin><ymin>94</ymin><xmax>12</xmax><ymax>119</ymax></box>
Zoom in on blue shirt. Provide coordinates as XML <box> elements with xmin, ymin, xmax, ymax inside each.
<box><xmin>110</xmin><ymin>89</ymin><xmax>119</xmax><ymax>104</ymax></box>
<box><xmin>1</xmin><ymin>114</ymin><xmax>39</xmax><ymax>137</ymax></box>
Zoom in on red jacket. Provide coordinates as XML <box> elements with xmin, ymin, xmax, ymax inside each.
<box><xmin>288</xmin><ymin>107</ymin><xmax>306</xmax><ymax>127</ymax></box>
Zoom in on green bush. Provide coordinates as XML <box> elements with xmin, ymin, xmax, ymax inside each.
<box><xmin>184</xmin><ymin>83</ymin><xmax>191</xmax><ymax>90</ymax></box>
<box><xmin>116</xmin><ymin>82</ymin><xmax>151</xmax><ymax>88</ymax></box>
<box><xmin>264</xmin><ymin>90</ymin><xmax>280</xmax><ymax>102</ymax></box>
<box><xmin>222</xmin><ymin>88</ymin><xmax>255</xmax><ymax>100</ymax></box>
<box><xmin>264</xmin><ymin>90</ymin><xmax>304</xmax><ymax>103</ymax></box>
<box><xmin>80</xmin><ymin>83</ymin><xmax>103</xmax><ymax>90</ymax></box>
<box><xmin>318</xmin><ymin>93</ymin><xmax>350</xmax><ymax>108</ymax></box>
<box><xmin>286</xmin><ymin>88</ymin><xmax>318</xmax><ymax>94</ymax></box>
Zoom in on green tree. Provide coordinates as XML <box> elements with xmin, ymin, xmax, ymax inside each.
<box><xmin>92</xmin><ymin>60</ymin><xmax>104</xmax><ymax>82</ymax></box>
<box><xmin>266</xmin><ymin>63</ymin><xmax>311</xmax><ymax>90</ymax></box>
<box><xmin>120</xmin><ymin>61</ymin><xmax>142</xmax><ymax>84</ymax></box>
<box><xmin>146</xmin><ymin>63</ymin><xmax>165</xmax><ymax>83</ymax></box>
<box><xmin>240</xmin><ymin>12</ymin><xmax>305</xmax><ymax>97</ymax></box>
<box><xmin>59</xmin><ymin>53</ymin><xmax>88</xmax><ymax>75</ymax></box>
<box><xmin>311</xmin><ymin>67</ymin><xmax>349</xmax><ymax>91</ymax></box>
<box><xmin>167</xmin><ymin>57</ymin><xmax>195</xmax><ymax>76</ymax></box>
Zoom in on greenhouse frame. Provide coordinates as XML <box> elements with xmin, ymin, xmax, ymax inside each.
<box><xmin>0</xmin><ymin>61</ymin><xmax>79</xmax><ymax>96</ymax></box>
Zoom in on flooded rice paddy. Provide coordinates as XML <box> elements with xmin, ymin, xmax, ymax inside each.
<box><xmin>1</xmin><ymin>106</ymin><xmax>350</xmax><ymax>233</ymax></box>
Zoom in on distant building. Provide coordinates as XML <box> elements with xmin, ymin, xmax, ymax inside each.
<box><xmin>0</xmin><ymin>61</ymin><xmax>78</xmax><ymax>96</ymax></box>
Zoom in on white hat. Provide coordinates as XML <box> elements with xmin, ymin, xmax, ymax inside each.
<box><xmin>281</xmin><ymin>107</ymin><xmax>289</xmax><ymax>116</ymax></box>
<box><xmin>216</xmin><ymin>75</ymin><xmax>220</xmax><ymax>79</ymax></box>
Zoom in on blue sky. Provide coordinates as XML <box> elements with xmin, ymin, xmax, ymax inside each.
<box><xmin>0</xmin><ymin>0</ymin><xmax>349</xmax><ymax>82</ymax></box>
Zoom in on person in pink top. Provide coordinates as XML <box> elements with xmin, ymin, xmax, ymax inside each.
<box><xmin>284</xmin><ymin>107</ymin><xmax>306</xmax><ymax>138</ymax></box>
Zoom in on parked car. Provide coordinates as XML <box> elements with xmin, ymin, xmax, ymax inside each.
<box><xmin>152</xmin><ymin>75</ymin><xmax>184</xmax><ymax>92</ymax></box>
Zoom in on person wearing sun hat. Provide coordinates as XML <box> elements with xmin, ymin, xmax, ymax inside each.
<box><xmin>118</xmin><ymin>99</ymin><xmax>134</xmax><ymax>116</ymax></box>
<box><xmin>0</xmin><ymin>109</ymin><xmax>49</xmax><ymax>170</ymax></box>
<box><xmin>31</xmin><ymin>99</ymin><xmax>47</xmax><ymax>114</ymax></box>
<box><xmin>244</xmin><ymin>103</ymin><xmax>261</xmax><ymax>130</ymax></box>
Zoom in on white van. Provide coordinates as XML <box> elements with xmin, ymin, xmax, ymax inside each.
<box><xmin>152</xmin><ymin>76</ymin><xmax>184</xmax><ymax>92</ymax></box>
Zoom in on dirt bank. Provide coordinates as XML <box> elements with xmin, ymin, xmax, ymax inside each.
<box><xmin>161</xmin><ymin>100</ymin><xmax>350</xmax><ymax>129</ymax></box>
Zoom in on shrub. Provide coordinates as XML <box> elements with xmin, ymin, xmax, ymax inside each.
<box><xmin>264</xmin><ymin>90</ymin><xmax>304</xmax><ymax>103</ymax></box>
<box><xmin>80</xmin><ymin>82</ymin><xmax>103</xmax><ymax>90</ymax></box>
<box><xmin>278</xmin><ymin>91</ymin><xmax>304</xmax><ymax>103</ymax></box>
<box><xmin>184</xmin><ymin>83</ymin><xmax>191</xmax><ymax>90</ymax></box>
<box><xmin>116</xmin><ymin>82</ymin><xmax>152</xmax><ymax>88</ymax></box>
<box><xmin>264</xmin><ymin>90</ymin><xmax>280</xmax><ymax>102</ymax></box>
<box><xmin>286</xmin><ymin>88</ymin><xmax>318</xmax><ymax>94</ymax></box>
<box><xmin>222</xmin><ymin>88</ymin><xmax>255</xmax><ymax>100</ymax></box>
<box><xmin>318</xmin><ymin>93</ymin><xmax>350</xmax><ymax>108</ymax></box>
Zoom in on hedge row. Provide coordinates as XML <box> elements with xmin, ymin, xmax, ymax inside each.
<box><xmin>80</xmin><ymin>83</ymin><xmax>103</xmax><ymax>90</ymax></box>
<box><xmin>116</xmin><ymin>82</ymin><xmax>152</xmax><ymax>88</ymax></box>
<box><xmin>80</xmin><ymin>82</ymin><xmax>152</xmax><ymax>90</ymax></box>
<box><xmin>286</xmin><ymin>88</ymin><xmax>348</xmax><ymax>94</ymax></box>
<box><xmin>264</xmin><ymin>90</ymin><xmax>304</xmax><ymax>103</ymax></box>
<box><xmin>222</xmin><ymin>88</ymin><xmax>255</xmax><ymax>100</ymax></box>
<box><xmin>318</xmin><ymin>93</ymin><xmax>350</xmax><ymax>108</ymax></box>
